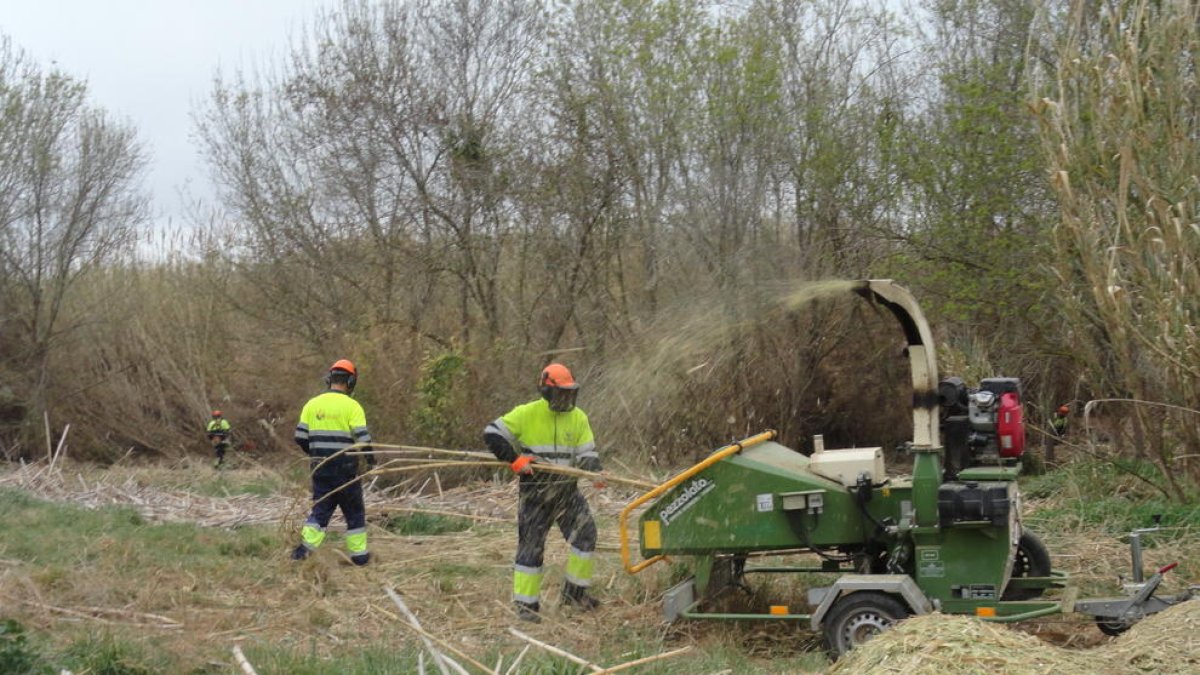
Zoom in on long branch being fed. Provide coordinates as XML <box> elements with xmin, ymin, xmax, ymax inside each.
<box><xmin>301</xmin><ymin>443</ymin><xmax>656</xmax><ymax>510</ymax></box>
<box><xmin>320</xmin><ymin>442</ymin><xmax>655</xmax><ymax>488</ymax></box>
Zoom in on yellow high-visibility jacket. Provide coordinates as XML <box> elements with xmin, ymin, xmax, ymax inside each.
<box><xmin>294</xmin><ymin>391</ymin><xmax>372</xmax><ymax>479</ymax></box>
<box><xmin>485</xmin><ymin>399</ymin><xmax>600</xmax><ymax>477</ymax></box>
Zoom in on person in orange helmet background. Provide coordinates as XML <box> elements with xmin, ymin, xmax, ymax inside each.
<box><xmin>1051</xmin><ymin>404</ymin><xmax>1069</xmax><ymax>438</ymax></box>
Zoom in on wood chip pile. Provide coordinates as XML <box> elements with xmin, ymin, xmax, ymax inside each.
<box><xmin>830</xmin><ymin>599</ymin><xmax>1200</xmax><ymax>675</ymax></box>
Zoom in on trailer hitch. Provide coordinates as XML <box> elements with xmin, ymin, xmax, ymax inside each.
<box><xmin>1074</xmin><ymin>559</ymin><xmax>1195</xmax><ymax>635</ymax></box>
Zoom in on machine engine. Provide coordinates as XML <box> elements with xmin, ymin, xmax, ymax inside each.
<box><xmin>939</xmin><ymin>376</ymin><xmax>1026</xmax><ymax>479</ymax></box>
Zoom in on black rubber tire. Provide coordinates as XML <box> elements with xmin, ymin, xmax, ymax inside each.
<box><xmin>1003</xmin><ymin>530</ymin><xmax>1053</xmax><ymax>601</ymax></box>
<box><xmin>1096</xmin><ymin>619</ymin><xmax>1133</xmax><ymax>636</ymax></box>
<box><xmin>822</xmin><ymin>591</ymin><xmax>910</xmax><ymax>658</ymax></box>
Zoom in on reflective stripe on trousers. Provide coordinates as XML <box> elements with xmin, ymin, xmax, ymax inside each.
<box><xmin>345</xmin><ymin>527</ymin><xmax>368</xmax><ymax>555</ymax></box>
<box><xmin>513</xmin><ymin>564</ymin><xmax>543</xmax><ymax>604</ymax></box>
<box><xmin>565</xmin><ymin>546</ymin><xmax>594</xmax><ymax>587</ymax></box>
<box><xmin>299</xmin><ymin>476</ymin><xmax>366</xmax><ymax>553</ymax></box>
<box><xmin>301</xmin><ymin>521</ymin><xmax>326</xmax><ymax>550</ymax></box>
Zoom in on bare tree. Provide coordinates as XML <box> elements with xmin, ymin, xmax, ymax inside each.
<box><xmin>197</xmin><ymin>0</ymin><xmax>545</xmax><ymax>351</ymax></box>
<box><xmin>0</xmin><ymin>38</ymin><xmax>147</xmax><ymax>450</ymax></box>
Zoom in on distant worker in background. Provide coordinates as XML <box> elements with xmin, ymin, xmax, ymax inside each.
<box><xmin>292</xmin><ymin>359</ymin><xmax>376</xmax><ymax>565</ymax></box>
<box><xmin>206</xmin><ymin>411</ymin><xmax>231</xmax><ymax>469</ymax></box>
<box><xmin>1045</xmin><ymin>403</ymin><xmax>1070</xmax><ymax>463</ymax></box>
<box><xmin>1051</xmin><ymin>404</ymin><xmax>1070</xmax><ymax>438</ymax></box>
<box><xmin>484</xmin><ymin>363</ymin><xmax>605</xmax><ymax>622</ymax></box>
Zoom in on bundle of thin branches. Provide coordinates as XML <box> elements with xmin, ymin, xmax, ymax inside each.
<box><xmin>299</xmin><ymin>443</ymin><xmax>658</xmax><ymax>515</ymax></box>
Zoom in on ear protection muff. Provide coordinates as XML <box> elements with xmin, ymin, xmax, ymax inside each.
<box><xmin>325</xmin><ymin>369</ymin><xmax>357</xmax><ymax>391</ymax></box>
<box><xmin>539</xmin><ymin>369</ymin><xmax>553</xmax><ymax>401</ymax></box>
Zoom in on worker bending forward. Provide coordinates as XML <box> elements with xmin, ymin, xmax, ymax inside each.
<box><xmin>292</xmin><ymin>359</ymin><xmax>376</xmax><ymax>565</ymax></box>
<box><xmin>484</xmin><ymin>363</ymin><xmax>604</xmax><ymax>622</ymax></box>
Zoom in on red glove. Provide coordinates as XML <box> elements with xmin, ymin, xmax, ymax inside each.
<box><xmin>592</xmin><ymin>471</ymin><xmax>608</xmax><ymax>490</ymax></box>
<box><xmin>511</xmin><ymin>455</ymin><xmax>535</xmax><ymax>475</ymax></box>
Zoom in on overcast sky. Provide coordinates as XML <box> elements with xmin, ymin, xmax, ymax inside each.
<box><xmin>1</xmin><ymin>0</ymin><xmax>338</xmax><ymax>233</ymax></box>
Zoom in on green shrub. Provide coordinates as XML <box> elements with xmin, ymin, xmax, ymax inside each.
<box><xmin>61</xmin><ymin>633</ymin><xmax>164</xmax><ymax>675</ymax></box>
<box><xmin>0</xmin><ymin>619</ymin><xmax>42</xmax><ymax>675</ymax></box>
<box><xmin>409</xmin><ymin>350</ymin><xmax>470</xmax><ymax>447</ymax></box>
<box><xmin>216</xmin><ymin>530</ymin><xmax>277</xmax><ymax>557</ymax></box>
<box><xmin>1022</xmin><ymin>460</ymin><xmax>1200</xmax><ymax>541</ymax></box>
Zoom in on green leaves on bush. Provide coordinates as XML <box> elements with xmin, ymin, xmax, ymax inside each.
<box><xmin>0</xmin><ymin>619</ymin><xmax>41</xmax><ymax>675</ymax></box>
<box><xmin>409</xmin><ymin>350</ymin><xmax>470</xmax><ymax>447</ymax></box>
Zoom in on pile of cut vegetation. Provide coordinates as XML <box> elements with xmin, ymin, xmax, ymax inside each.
<box><xmin>1104</xmin><ymin>598</ymin><xmax>1200</xmax><ymax>673</ymax></box>
<box><xmin>829</xmin><ymin>599</ymin><xmax>1199</xmax><ymax>674</ymax></box>
<box><xmin>826</xmin><ymin>613</ymin><xmax>1107</xmax><ymax>674</ymax></box>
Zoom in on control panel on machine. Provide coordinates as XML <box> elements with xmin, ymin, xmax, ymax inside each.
<box><xmin>807</xmin><ymin>434</ymin><xmax>886</xmax><ymax>487</ymax></box>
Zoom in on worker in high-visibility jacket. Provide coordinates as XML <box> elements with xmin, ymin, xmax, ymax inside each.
<box><xmin>1051</xmin><ymin>404</ymin><xmax>1070</xmax><ymax>438</ymax></box>
<box><xmin>291</xmin><ymin>359</ymin><xmax>376</xmax><ymax>565</ymax></box>
<box><xmin>206</xmin><ymin>411</ymin><xmax>231</xmax><ymax>469</ymax></box>
<box><xmin>484</xmin><ymin>363</ymin><xmax>605</xmax><ymax>622</ymax></box>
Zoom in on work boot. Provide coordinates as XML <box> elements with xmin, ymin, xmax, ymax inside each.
<box><xmin>351</xmin><ymin>552</ymin><xmax>370</xmax><ymax>566</ymax></box>
<box><xmin>291</xmin><ymin>544</ymin><xmax>311</xmax><ymax>561</ymax></box>
<box><xmin>562</xmin><ymin>582</ymin><xmax>601</xmax><ymax>611</ymax></box>
<box><xmin>514</xmin><ymin>601</ymin><xmax>541</xmax><ymax>623</ymax></box>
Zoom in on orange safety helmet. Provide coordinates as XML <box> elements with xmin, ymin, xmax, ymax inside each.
<box><xmin>326</xmin><ymin>359</ymin><xmax>358</xmax><ymax>392</ymax></box>
<box><xmin>211</xmin><ymin>410</ymin><xmax>223</xmax><ymax>417</ymax></box>
<box><xmin>1057</xmin><ymin>405</ymin><xmax>1069</xmax><ymax>415</ymax></box>
<box><xmin>540</xmin><ymin>363</ymin><xmax>579</xmax><ymax>390</ymax></box>
<box><xmin>540</xmin><ymin>363</ymin><xmax>579</xmax><ymax>412</ymax></box>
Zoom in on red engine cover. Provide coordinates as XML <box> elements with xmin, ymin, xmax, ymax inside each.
<box><xmin>997</xmin><ymin>391</ymin><xmax>1025</xmax><ymax>458</ymax></box>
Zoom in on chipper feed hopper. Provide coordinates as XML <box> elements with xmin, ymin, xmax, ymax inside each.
<box><xmin>619</xmin><ymin>279</ymin><xmax>1195</xmax><ymax>656</ymax></box>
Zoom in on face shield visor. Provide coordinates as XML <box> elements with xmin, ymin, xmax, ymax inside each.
<box><xmin>546</xmin><ymin>386</ymin><xmax>579</xmax><ymax>412</ymax></box>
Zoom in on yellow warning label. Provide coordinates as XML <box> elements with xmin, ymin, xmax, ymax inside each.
<box><xmin>643</xmin><ymin>520</ymin><xmax>662</xmax><ymax>549</ymax></box>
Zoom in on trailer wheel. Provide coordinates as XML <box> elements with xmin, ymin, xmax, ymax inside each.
<box><xmin>823</xmin><ymin>591</ymin><xmax>910</xmax><ymax>658</ymax></box>
<box><xmin>1002</xmin><ymin>531</ymin><xmax>1052</xmax><ymax>601</ymax></box>
<box><xmin>1096</xmin><ymin>618</ymin><xmax>1133</xmax><ymax>636</ymax></box>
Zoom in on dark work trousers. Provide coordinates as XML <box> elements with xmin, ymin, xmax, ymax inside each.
<box><xmin>308</xmin><ymin>474</ymin><xmax>366</xmax><ymax>532</ymax></box>
<box><xmin>515</xmin><ymin>480</ymin><xmax>598</xmax><ymax>568</ymax></box>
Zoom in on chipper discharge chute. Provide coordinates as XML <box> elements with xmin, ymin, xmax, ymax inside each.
<box><xmin>618</xmin><ymin>279</ymin><xmax>1195</xmax><ymax>657</ymax></box>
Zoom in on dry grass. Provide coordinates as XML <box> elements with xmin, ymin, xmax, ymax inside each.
<box><xmin>0</xmin><ymin>458</ymin><xmax>826</xmax><ymax>672</ymax></box>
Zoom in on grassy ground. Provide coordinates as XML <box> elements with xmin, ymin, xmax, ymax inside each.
<box><xmin>0</xmin><ymin>452</ymin><xmax>1196</xmax><ymax>674</ymax></box>
<box><xmin>0</xmin><ymin>464</ymin><xmax>830</xmax><ymax>674</ymax></box>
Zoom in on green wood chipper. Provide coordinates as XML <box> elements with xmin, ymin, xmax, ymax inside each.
<box><xmin>618</xmin><ymin>279</ymin><xmax>1195</xmax><ymax>657</ymax></box>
